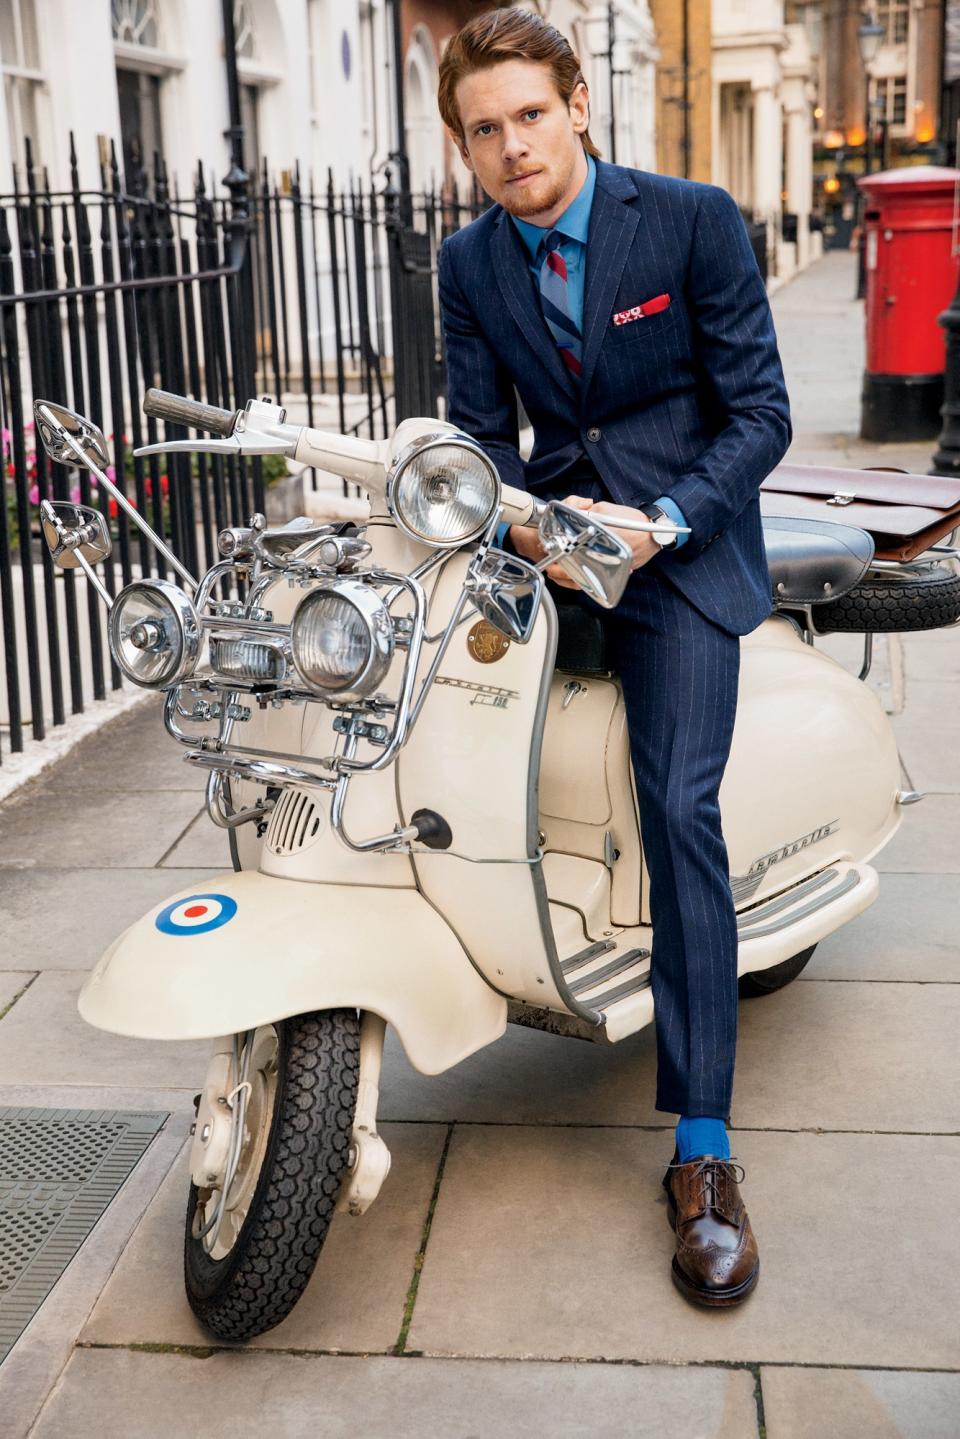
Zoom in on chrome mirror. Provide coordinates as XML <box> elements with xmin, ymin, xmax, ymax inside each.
<box><xmin>39</xmin><ymin>499</ymin><xmax>112</xmax><ymax>569</ymax></box>
<box><xmin>465</xmin><ymin>549</ymin><xmax>543</xmax><ymax>643</ymax></box>
<box><xmin>538</xmin><ymin>501</ymin><xmax>633</xmax><ymax>609</ymax></box>
<box><xmin>34</xmin><ymin>401</ymin><xmax>111</xmax><ymax>469</ymax></box>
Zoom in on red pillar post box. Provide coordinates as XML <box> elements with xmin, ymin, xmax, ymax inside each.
<box><xmin>858</xmin><ymin>166</ymin><xmax>960</xmax><ymax>442</ymax></box>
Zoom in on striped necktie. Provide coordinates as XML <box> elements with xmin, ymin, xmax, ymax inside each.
<box><xmin>538</xmin><ymin>229</ymin><xmax>582</xmax><ymax>380</ymax></box>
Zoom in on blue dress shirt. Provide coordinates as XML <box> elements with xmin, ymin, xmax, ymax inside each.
<box><xmin>506</xmin><ymin>155</ymin><xmax>689</xmax><ymax>547</ymax></box>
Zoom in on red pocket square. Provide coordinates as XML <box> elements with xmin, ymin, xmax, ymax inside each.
<box><xmin>612</xmin><ymin>293</ymin><xmax>671</xmax><ymax>327</ymax></box>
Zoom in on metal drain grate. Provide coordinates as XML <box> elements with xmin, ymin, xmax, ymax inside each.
<box><xmin>0</xmin><ymin>1107</ymin><xmax>166</xmax><ymax>1363</ymax></box>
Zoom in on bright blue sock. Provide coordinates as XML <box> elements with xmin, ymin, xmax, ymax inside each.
<box><xmin>675</xmin><ymin>1116</ymin><xmax>730</xmax><ymax>1163</ymax></box>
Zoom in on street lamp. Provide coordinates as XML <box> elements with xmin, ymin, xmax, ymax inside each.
<box><xmin>855</xmin><ymin>19</ymin><xmax>884</xmax><ymax>299</ymax></box>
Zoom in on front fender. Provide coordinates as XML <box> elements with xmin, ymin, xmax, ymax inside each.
<box><xmin>78</xmin><ymin>871</ymin><xmax>507</xmax><ymax>1075</ymax></box>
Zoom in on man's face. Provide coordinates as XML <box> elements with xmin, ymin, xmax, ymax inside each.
<box><xmin>453</xmin><ymin>59</ymin><xmax>589</xmax><ymax>222</ymax></box>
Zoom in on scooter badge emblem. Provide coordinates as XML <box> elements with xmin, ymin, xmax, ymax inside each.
<box><xmin>155</xmin><ymin>893</ymin><xmax>238</xmax><ymax>936</ymax></box>
<box><xmin>467</xmin><ymin>620</ymin><xmax>510</xmax><ymax>664</ymax></box>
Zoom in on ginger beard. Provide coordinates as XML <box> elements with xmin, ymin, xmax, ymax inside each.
<box><xmin>498</xmin><ymin>163</ymin><xmax>575</xmax><ymax>221</ymax></box>
<box><xmin>453</xmin><ymin>60</ymin><xmax>590</xmax><ymax>228</ymax></box>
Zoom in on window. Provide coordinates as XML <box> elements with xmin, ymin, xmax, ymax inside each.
<box><xmin>875</xmin><ymin>75</ymin><xmax>908</xmax><ymax>128</ymax></box>
<box><xmin>112</xmin><ymin>0</ymin><xmax>166</xmax><ymax>188</ymax></box>
<box><xmin>116</xmin><ymin>68</ymin><xmax>162</xmax><ymax>181</ymax></box>
<box><xmin>875</xmin><ymin>0</ymin><xmax>909</xmax><ymax>46</ymax></box>
<box><xmin>788</xmin><ymin>3</ymin><xmax>829</xmax><ymax>60</ymax></box>
<box><xmin>1</xmin><ymin>0</ymin><xmax>44</xmax><ymax>167</ymax></box>
<box><xmin>111</xmin><ymin>0</ymin><xmax>159</xmax><ymax>47</ymax></box>
<box><xmin>234</xmin><ymin>0</ymin><xmax>256</xmax><ymax>60</ymax></box>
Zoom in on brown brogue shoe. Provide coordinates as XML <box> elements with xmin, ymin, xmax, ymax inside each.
<box><xmin>662</xmin><ymin>1154</ymin><xmax>759</xmax><ymax>1308</ymax></box>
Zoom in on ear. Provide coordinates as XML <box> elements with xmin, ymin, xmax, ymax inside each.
<box><xmin>569</xmin><ymin>80</ymin><xmax>589</xmax><ymax>136</ymax></box>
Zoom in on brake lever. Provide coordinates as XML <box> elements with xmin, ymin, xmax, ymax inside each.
<box><xmin>135</xmin><ymin>433</ymin><xmax>293</xmax><ymax>458</ymax></box>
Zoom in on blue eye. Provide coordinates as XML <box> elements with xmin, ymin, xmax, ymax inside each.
<box><xmin>525</xmin><ymin>110</ymin><xmax>541</xmax><ymax>121</ymax></box>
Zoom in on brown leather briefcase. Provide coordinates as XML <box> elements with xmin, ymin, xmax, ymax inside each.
<box><xmin>760</xmin><ymin>463</ymin><xmax>960</xmax><ymax>561</ymax></box>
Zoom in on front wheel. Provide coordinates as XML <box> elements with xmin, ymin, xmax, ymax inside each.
<box><xmin>184</xmin><ymin>1009</ymin><xmax>359</xmax><ymax>1341</ymax></box>
<box><xmin>738</xmin><ymin>944</ymin><xmax>817</xmax><ymax>998</ymax></box>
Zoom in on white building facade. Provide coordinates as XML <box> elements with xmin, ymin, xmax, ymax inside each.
<box><xmin>712</xmin><ymin>0</ymin><xmax>820</xmax><ymax>284</ymax></box>
<box><xmin>0</xmin><ymin>1</ymin><xmax>659</xmax><ymax>200</ymax></box>
<box><xmin>0</xmin><ymin>1</ymin><xmax>407</xmax><ymax>196</ymax></box>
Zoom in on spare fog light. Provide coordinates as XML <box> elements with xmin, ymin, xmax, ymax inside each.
<box><xmin>386</xmin><ymin>433</ymin><xmax>501</xmax><ymax>548</ymax></box>
<box><xmin>291</xmin><ymin>581</ymin><xmax>394</xmax><ymax>699</ymax></box>
<box><xmin>109</xmin><ymin>579</ymin><xmax>200</xmax><ymax>689</ymax></box>
<box><xmin>209</xmin><ymin>638</ymin><xmax>284</xmax><ymax>684</ymax></box>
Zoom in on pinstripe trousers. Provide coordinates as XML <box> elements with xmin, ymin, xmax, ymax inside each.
<box><xmin>546</xmin><ymin>474</ymin><xmax>741</xmax><ymax>1119</ymax></box>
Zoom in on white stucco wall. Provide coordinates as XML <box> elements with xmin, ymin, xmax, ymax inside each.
<box><xmin>712</xmin><ymin>0</ymin><xmax>817</xmax><ymax>282</ymax></box>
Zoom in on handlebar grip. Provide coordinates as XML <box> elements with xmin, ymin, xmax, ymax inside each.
<box><xmin>143</xmin><ymin>388</ymin><xmax>238</xmax><ymax>436</ymax></box>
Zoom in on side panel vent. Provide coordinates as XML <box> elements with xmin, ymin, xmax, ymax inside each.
<box><xmin>266</xmin><ymin>788</ymin><xmax>324</xmax><ymax>857</ymax></box>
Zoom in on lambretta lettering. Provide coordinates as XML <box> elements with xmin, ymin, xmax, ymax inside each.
<box><xmin>435</xmin><ymin>675</ymin><xmax>519</xmax><ymax>710</ymax></box>
<box><xmin>746</xmin><ymin>820</ymin><xmax>840</xmax><ymax>878</ymax></box>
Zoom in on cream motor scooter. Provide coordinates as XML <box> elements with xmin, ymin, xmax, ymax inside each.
<box><xmin>33</xmin><ymin>389</ymin><xmax>935</xmax><ymax>1342</ymax></box>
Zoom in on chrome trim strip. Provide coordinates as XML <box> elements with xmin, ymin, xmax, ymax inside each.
<box><xmin>568</xmin><ymin>947</ymin><xmax>652</xmax><ymax>996</ymax></box>
<box><xmin>736</xmin><ymin>868</ymin><xmax>839</xmax><ymax>931</ymax></box>
<box><xmin>738</xmin><ymin>869</ymin><xmax>861</xmax><ymax>941</ymax></box>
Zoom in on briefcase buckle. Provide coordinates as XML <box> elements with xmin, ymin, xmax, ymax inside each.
<box><xmin>827</xmin><ymin>491</ymin><xmax>856</xmax><ymax>506</ymax></box>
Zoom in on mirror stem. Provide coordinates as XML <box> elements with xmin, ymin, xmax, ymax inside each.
<box><xmin>37</xmin><ymin>405</ymin><xmax>199</xmax><ymax>593</ymax></box>
<box><xmin>73</xmin><ymin>549</ymin><xmax>114</xmax><ymax>610</ymax></box>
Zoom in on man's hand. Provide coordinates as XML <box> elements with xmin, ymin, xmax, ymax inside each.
<box><xmin>588</xmin><ymin>502</ymin><xmax>660</xmax><ymax>572</ymax></box>
<box><xmin>507</xmin><ymin>494</ymin><xmax>595</xmax><ymax>590</ymax></box>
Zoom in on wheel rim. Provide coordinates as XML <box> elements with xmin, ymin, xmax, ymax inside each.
<box><xmin>196</xmin><ymin>1025</ymin><xmax>279</xmax><ymax>1261</ymax></box>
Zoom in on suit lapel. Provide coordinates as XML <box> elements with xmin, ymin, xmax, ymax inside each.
<box><xmin>579</xmin><ymin>166</ymin><xmax>641</xmax><ymax>399</ymax></box>
<box><xmin>491</xmin><ymin>211</ymin><xmax>579</xmax><ymax>405</ymax></box>
<box><xmin>489</xmin><ymin>163</ymin><xmax>642</xmax><ymax>407</ymax></box>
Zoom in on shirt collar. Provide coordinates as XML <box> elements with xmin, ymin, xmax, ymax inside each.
<box><xmin>511</xmin><ymin>153</ymin><xmax>596</xmax><ymax>258</ymax></box>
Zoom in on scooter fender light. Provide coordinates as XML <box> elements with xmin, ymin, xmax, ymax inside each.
<box><xmin>109</xmin><ymin>579</ymin><xmax>201</xmax><ymax>688</ymax></box>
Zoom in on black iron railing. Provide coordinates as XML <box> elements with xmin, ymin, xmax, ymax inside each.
<box><xmin>0</xmin><ymin>136</ymin><xmax>486</xmax><ymax>764</ymax></box>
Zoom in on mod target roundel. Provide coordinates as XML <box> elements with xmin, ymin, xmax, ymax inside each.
<box><xmin>155</xmin><ymin>893</ymin><xmax>238</xmax><ymax>937</ymax></box>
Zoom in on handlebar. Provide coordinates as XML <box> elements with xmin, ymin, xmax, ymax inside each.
<box><xmin>143</xmin><ymin>388</ymin><xmax>239</xmax><ymax>437</ymax></box>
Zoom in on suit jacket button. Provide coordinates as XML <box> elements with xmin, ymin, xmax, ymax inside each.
<box><xmin>586</xmin><ymin>427</ymin><xmax>601</xmax><ymax>443</ymax></box>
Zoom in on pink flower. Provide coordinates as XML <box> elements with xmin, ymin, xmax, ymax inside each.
<box><xmin>28</xmin><ymin>484</ymin><xmax>39</xmax><ymax>505</ymax></box>
<box><xmin>24</xmin><ymin>421</ymin><xmax>34</xmax><ymax>433</ymax></box>
<box><xmin>70</xmin><ymin>485</ymin><xmax>81</xmax><ymax>504</ymax></box>
<box><xmin>105</xmin><ymin>465</ymin><xmax>116</xmax><ymax>481</ymax></box>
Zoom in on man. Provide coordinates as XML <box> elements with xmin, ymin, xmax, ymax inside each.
<box><xmin>436</xmin><ymin>8</ymin><xmax>790</xmax><ymax>1307</ymax></box>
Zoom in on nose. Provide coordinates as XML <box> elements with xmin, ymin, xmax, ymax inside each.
<box><xmin>501</xmin><ymin>125</ymin><xmax>530</xmax><ymax>166</ymax></box>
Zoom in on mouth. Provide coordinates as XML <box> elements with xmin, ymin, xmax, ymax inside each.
<box><xmin>505</xmin><ymin>170</ymin><xmax>541</xmax><ymax>186</ymax></box>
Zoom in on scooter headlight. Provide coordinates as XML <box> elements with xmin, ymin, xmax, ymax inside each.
<box><xmin>109</xmin><ymin>579</ymin><xmax>201</xmax><ymax>689</ymax></box>
<box><xmin>291</xmin><ymin>581</ymin><xmax>394</xmax><ymax>700</ymax></box>
<box><xmin>386</xmin><ymin>433</ymin><xmax>501</xmax><ymax>548</ymax></box>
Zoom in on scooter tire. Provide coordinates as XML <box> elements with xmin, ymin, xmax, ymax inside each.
<box><xmin>812</xmin><ymin>565</ymin><xmax>960</xmax><ymax>633</ymax></box>
<box><xmin>184</xmin><ymin>1009</ymin><xmax>360</xmax><ymax>1342</ymax></box>
<box><xmin>738</xmin><ymin>945</ymin><xmax>817</xmax><ymax>998</ymax></box>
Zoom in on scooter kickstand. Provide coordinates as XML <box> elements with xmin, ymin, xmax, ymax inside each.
<box><xmin>336</xmin><ymin>1011</ymin><xmax>392</xmax><ymax>1216</ymax></box>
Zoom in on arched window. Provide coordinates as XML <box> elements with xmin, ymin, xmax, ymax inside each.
<box><xmin>230</xmin><ymin>0</ymin><xmax>286</xmax><ymax>180</ymax></box>
<box><xmin>112</xmin><ymin>0</ymin><xmax>184</xmax><ymax>187</ymax></box>
<box><xmin>235</xmin><ymin>0</ymin><xmax>256</xmax><ymax>61</ymax></box>
<box><xmin>1</xmin><ymin>0</ymin><xmax>44</xmax><ymax>167</ymax></box>
<box><xmin>405</xmin><ymin>25</ymin><xmax>443</xmax><ymax>195</ymax></box>
<box><xmin>112</xmin><ymin>0</ymin><xmax>159</xmax><ymax>47</ymax></box>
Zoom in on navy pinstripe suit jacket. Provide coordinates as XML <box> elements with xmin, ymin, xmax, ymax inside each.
<box><xmin>437</xmin><ymin>161</ymin><xmax>792</xmax><ymax>636</ymax></box>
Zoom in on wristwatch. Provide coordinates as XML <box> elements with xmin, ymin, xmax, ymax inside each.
<box><xmin>642</xmin><ymin>505</ymin><xmax>679</xmax><ymax>549</ymax></box>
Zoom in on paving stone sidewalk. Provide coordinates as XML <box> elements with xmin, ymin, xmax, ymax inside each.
<box><xmin>0</xmin><ymin>250</ymin><xmax>958</xmax><ymax>1437</ymax></box>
